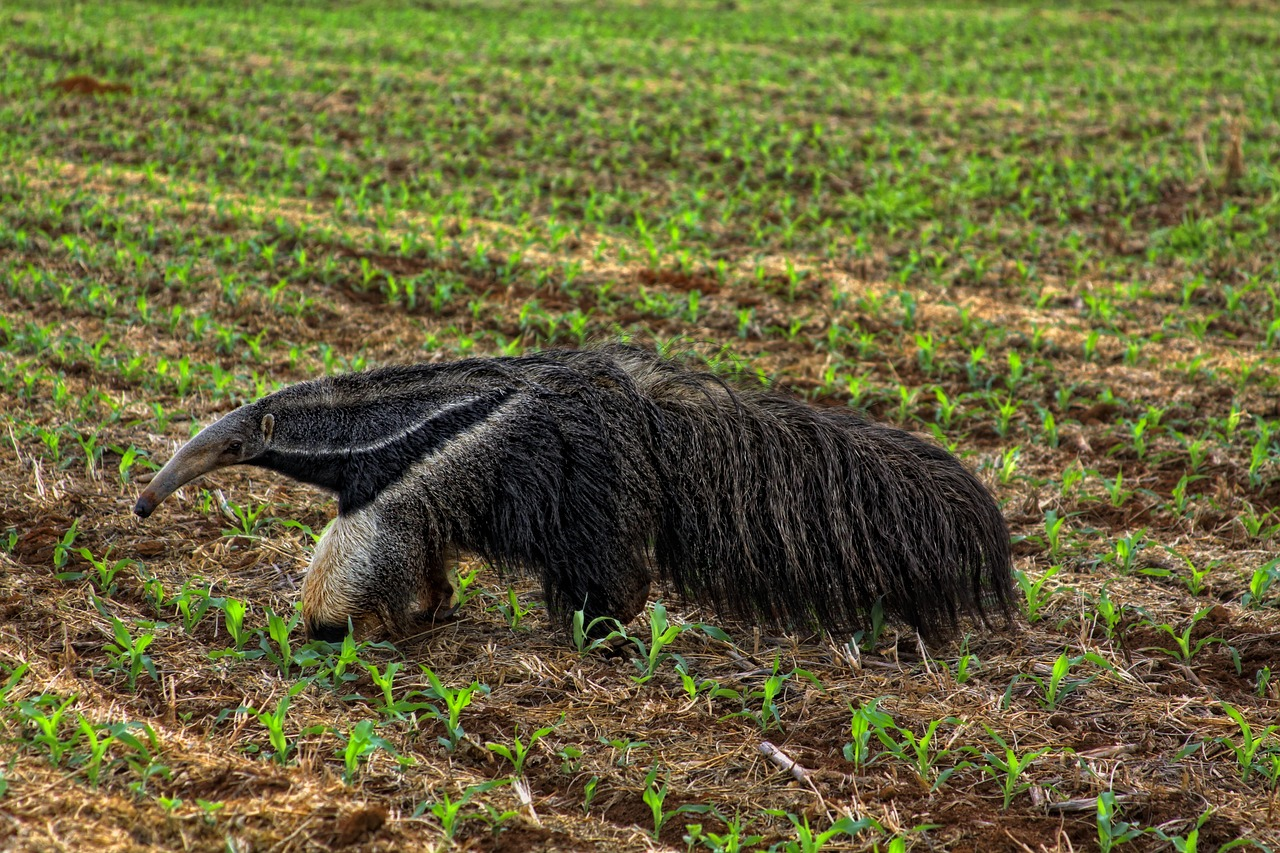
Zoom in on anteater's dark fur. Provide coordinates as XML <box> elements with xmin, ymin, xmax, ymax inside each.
<box><xmin>136</xmin><ymin>346</ymin><xmax>1014</xmax><ymax>645</ymax></box>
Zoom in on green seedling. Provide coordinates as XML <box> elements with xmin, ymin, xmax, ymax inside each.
<box><xmin>259</xmin><ymin>605</ymin><xmax>300</xmax><ymax>676</ymax></box>
<box><xmin>414</xmin><ymin>780</ymin><xmax>508</xmax><ymax>840</ymax></box>
<box><xmin>102</xmin><ymin>614</ymin><xmax>158</xmax><ymax>691</ymax></box>
<box><xmin>493</xmin><ymin>586</ymin><xmax>534</xmax><ymax>630</ymax></box>
<box><xmin>1092</xmin><ymin>582</ymin><xmax>1126</xmax><ymax>640</ymax></box>
<box><xmin>765</xmin><ymin>811</ymin><xmax>881</xmax><ymax>853</ymax></box>
<box><xmin>0</xmin><ymin>662</ymin><xmax>29</xmax><ymax>704</ymax></box>
<box><xmin>209</xmin><ymin>597</ymin><xmax>261</xmax><ymax>660</ymax></box>
<box><xmin>1243</xmin><ymin>558</ymin><xmax>1279</xmax><ymax>608</ymax></box>
<box><xmin>933</xmin><ymin>388</ymin><xmax>958</xmax><ymax>429</ymax></box>
<box><xmin>570</xmin><ymin>609</ymin><xmax>626</xmax><ymax>655</ymax></box>
<box><xmin>876</xmin><ymin>716</ymin><xmax>968</xmax><ymax>791</ymax></box>
<box><xmin>556</xmin><ymin>743</ymin><xmax>583</xmax><ymax>774</ymax></box>
<box><xmin>629</xmin><ymin>601</ymin><xmax>691</xmax><ymax>681</ymax></box>
<box><xmin>1169</xmin><ymin>474</ymin><xmax>1204</xmax><ymax>517</ymax></box>
<box><xmin>196</xmin><ymin>799</ymin><xmax>225</xmax><ymax>825</ymax></box>
<box><xmin>1155</xmin><ymin>547</ymin><xmax>1216</xmax><ymax>597</ymax></box>
<box><xmin>1145</xmin><ymin>606</ymin><xmax>1226</xmax><ymax>663</ymax></box>
<box><xmin>1267</xmin><ymin>755</ymin><xmax>1280</xmax><ymax>792</ymax></box>
<box><xmin>998</xmin><ymin>446</ymin><xmax>1020</xmax><ymax>485</ymax></box>
<box><xmin>641</xmin><ymin>764</ymin><xmax>712</xmax><ymax>841</ymax></box>
<box><xmin>18</xmin><ymin>694</ymin><xmax>80</xmax><ymax>766</ymax></box>
<box><xmin>721</xmin><ymin>657</ymin><xmax>792</xmax><ymax>732</ymax></box>
<box><xmin>1218</xmin><ymin>702</ymin><xmax>1280</xmax><ymax>783</ymax></box>
<box><xmin>1096</xmin><ymin>791</ymin><xmax>1144</xmax><ymax>853</ymax></box>
<box><xmin>1239</xmin><ymin>503</ymin><xmax>1280</xmax><ymax>541</ymax></box>
<box><xmin>117</xmin><ymin>446</ymin><xmax>143</xmax><ymax>484</ymax></box>
<box><xmin>843</xmin><ymin>697</ymin><xmax>894</xmax><ymax>769</ymax></box>
<box><xmin>852</xmin><ymin>598</ymin><xmax>888</xmax><ymax>651</ymax></box>
<box><xmin>1254</xmin><ymin>667</ymin><xmax>1272</xmax><ymax>699</ymax></box>
<box><xmin>263</xmin><ymin>683</ymin><xmax>318</xmax><ymax>766</ymax></box>
<box><xmin>338</xmin><ymin>719</ymin><xmax>404</xmax><ymax>783</ymax></box>
<box><xmin>305</xmin><ymin>630</ymin><xmax>370</xmax><ymax>689</ymax></box>
<box><xmin>600</xmin><ymin>736</ymin><xmax>649</xmax><ymax>767</ymax></box>
<box><xmin>1042</xmin><ymin>509</ymin><xmax>1068</xmax><ymax>560</ymax></box>
<box><xmin>979</xmin><ymin>726</ymin><xmax>1047</xmax><ymax>809</ymax></box>
<box><xmin>170</xmin><ymin>581</ymin><xmax>221</xmax><ymax>633</ymax></box>
<box><xmin>1059</xmin><ymin>462</ymin><xmax>1086</xmax><ymax>499</ymax></box>
<box><xmin>1016</xmin><ymin>652</ymin><xmax>1112</xmax><ymax>711</ymax></box>
<box><xmin>1015</xmin><ymin>565</ymin><xmax>1064</xmax><ymax>623</ymax></box>
<box><xmin>675</xmin><ymin>660</ymin><xmax>733</xmax><ymax>703</ymax></box>
<box><xmin>57</xmin><ymin>548</ymin><xmax>134</xmax><ymax>595</ymax></box>
<box><xmin>684</xmin><ymin>811</ymin><xmax>764</xmax><ymax>853</ymax></box>
<box><xmin>1106</xmin><ymin>470</ymin><xmax>1132</xmax><ymax>507</ymax></box>
<box><xmin>365</xmin><ymin>661</ymin><xmax>429</xmax><ymax>720</ymax></box>
<box><xmin>582</xmin><ymin>776</ymin><xmax>600</xmax><ymax>813</ymax></box>
<box><xmin>1147</xmin><ymin>807</ymin><xmax>1265</xmax><ymax>853</ymax></box>
<box><xmin>112</xmin><ymin>721</ymin><xmax>167</xmax><ymax>796</ymax></box>
<box><xmin>221</xmin><ymin>499</ymin><xmax>273</xmax><ymax>538</ymax></box>
<box><xmin>952</xmin><ymin>638</ymin><xmax>981</xmax><ymax>684</ymax></box>
<box><xmin>51</xmin><ymin>519</ymin><xmax>81</xmax><ymax>570</ymax></box>
<box><xmin>1111</xmin><ymin>531</ymin><xmax>1147</xmax><ymax>574</ymax></box>
<box><xmin>486</xmin><ymin>717</ymin><xmax>562</xmax><ymax>778</ymax></box>
<box><xmin>419</xmin><ymin>666</ymin><xmax>487</xmax><ymax>751</ymax></box>
<box><xmin>451</xmin><ymin>566</ymin><xmax>482</xmax><ymax>610</ymax></box>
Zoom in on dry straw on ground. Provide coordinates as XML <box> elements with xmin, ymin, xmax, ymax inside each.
<box><xmin>3</xmin><ymin>1</ymin><xmax>1280</xmax><ymax>851</ymax></box>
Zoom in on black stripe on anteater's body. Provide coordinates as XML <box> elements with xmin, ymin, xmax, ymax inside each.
<box><xmin>135</xmin><ymin>346</ymin><xmax>1014</xmax><ymax>645</ymax></box>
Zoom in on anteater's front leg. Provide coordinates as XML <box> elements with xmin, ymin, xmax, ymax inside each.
<box><xmin>301</xmin><ymin>503</ymin><xmax>444</xmax><ymax>641</ymax></box>
<box><xmin>409</xmin><ymin>546</ymin><xmax>458</xmax><ymax>629</ymax></box>
<box><xmin>302</xmin><ymin>510</ymin><xmax>373</xmax><ymax>642</ymax></box>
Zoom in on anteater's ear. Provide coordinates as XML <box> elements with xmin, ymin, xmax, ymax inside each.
<box><xmin>260</xmin><ymin>413</ymin><xmax>275</xmax><ymax>443</ymax></box>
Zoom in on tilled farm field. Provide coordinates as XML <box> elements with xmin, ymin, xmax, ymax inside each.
<box><xmin>2</xmin><ymin>2</ymin><xmax>1279</xmax><ymax>850</ymax></box>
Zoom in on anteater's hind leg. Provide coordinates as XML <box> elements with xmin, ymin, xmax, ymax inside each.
<box><xmin>543</xmin><ymin>556</ymin><xmax>653</xmax><ymax>639</ymax></box>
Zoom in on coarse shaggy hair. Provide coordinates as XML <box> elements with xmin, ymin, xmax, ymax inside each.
<box><xmin>136</xmin><ymin>345</ymin><xmax>1014</xmax><ymax>645</ymax></box>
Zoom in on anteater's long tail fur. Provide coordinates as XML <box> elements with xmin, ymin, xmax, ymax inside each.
<box><xmin>592</xmin><ymin>348</ymin><xmax>1013</xmax><ymax>643</ymax></box>
<box><xmin>135</xmin><ymin>345</ymin><xmax>1014</xmax><ymax>644</ymax></box>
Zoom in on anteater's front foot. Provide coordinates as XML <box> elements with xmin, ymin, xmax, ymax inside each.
<box><xmin>306</xmin><ymin>618</ymin><xmax>350</xmax><ymax>644</ymax></box>
<box><xmin>408</xmin><ymin>604</ymin><xmax>459</xmax><ymax>635</ymax></box>
<box><xmin>416</xmin><ymin>570</ymin><xmax>458</xmax><ymax>626</ymax></box>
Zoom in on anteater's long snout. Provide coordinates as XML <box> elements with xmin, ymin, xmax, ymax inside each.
<box><xmin>134</xmin><ymin>492</ymin><xmax>158</xmax><ymax>518</ymax></box>
<box><xmin>132</xmin><ymin>429</ymin><xmax>227</xmax><ymax>520</ymax></box>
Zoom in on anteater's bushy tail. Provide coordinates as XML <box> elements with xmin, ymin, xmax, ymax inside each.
<box><xmin>606</xmin><ymin>348</ymin><xmax>1014</xmax><ymax>643</ymax></box>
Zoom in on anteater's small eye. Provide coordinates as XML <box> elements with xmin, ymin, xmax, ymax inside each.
<box><xmin>227</xmin><ymin>440</ymin><xmax>243</xmax><ymax>455</ymax></box>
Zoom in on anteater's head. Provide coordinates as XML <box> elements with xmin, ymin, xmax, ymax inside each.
<box><xmin>134</xmin><ymin>407</ymin><xmax>275</xmax><ymax>518</ymax></box>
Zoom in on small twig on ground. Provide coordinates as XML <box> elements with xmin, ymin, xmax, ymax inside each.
<box><xmin>1077</xmin><ymin>744</ymin><xmax>1139</xmax><ymax>760</ymax></box>
<box><xmin>759</xmin><ymin>740</ymin><xmax>831</xmax><ymax>818</ymax></box>
<box><xmin>759</xmin><ymin>740</ymin><xmax>810</xmax><ymax>785</ymax></box>
<box><xmin>214</xmin><ymin>488</ymin><xmax>238</xmax><ymax>523</ymax></box>
<box><xmin>1046</xmin><ymin>794</ymin><xmax>1134</xmax><ymax>814</ymax></box>
<box><xmin>1176</xmin><ymin>663</ymin><xmax>1207</xmax><ymax>691</ymax></box>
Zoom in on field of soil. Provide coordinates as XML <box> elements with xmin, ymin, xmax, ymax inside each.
<box><xmin>2</xmin><ymin>1</ymin><xmax>1279</xmax><ymax>850</ymax></box>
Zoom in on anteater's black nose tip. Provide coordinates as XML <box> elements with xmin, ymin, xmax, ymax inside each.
<box><xmin>133</xmin><ymin>496</ymin><xmax>154</xmax><ymax>518</ymax></box>
<box><xmin>307</xmin><ymin>621</ymin><xmax>349</xmax><ymax>644</ymax></box>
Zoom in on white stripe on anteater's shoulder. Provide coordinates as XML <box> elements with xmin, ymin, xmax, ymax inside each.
<box><xmin>271</xmin><ymin>395</ymin><xmax>486</xmax><ymax>458</ymax></box>
<box><xmin>301</xmin><ymin>508</ymin><xmax>380</xmax><ymax>630</ymax></box>
<box><xmin>301</xmin><ymin>393</ymin><xmax>522</xmax><ymax>630</ymax></box>
<box><xmin>375</xmin><ymin>393</ymin><xmax>523</xmax><ymax>504</ymax></box>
